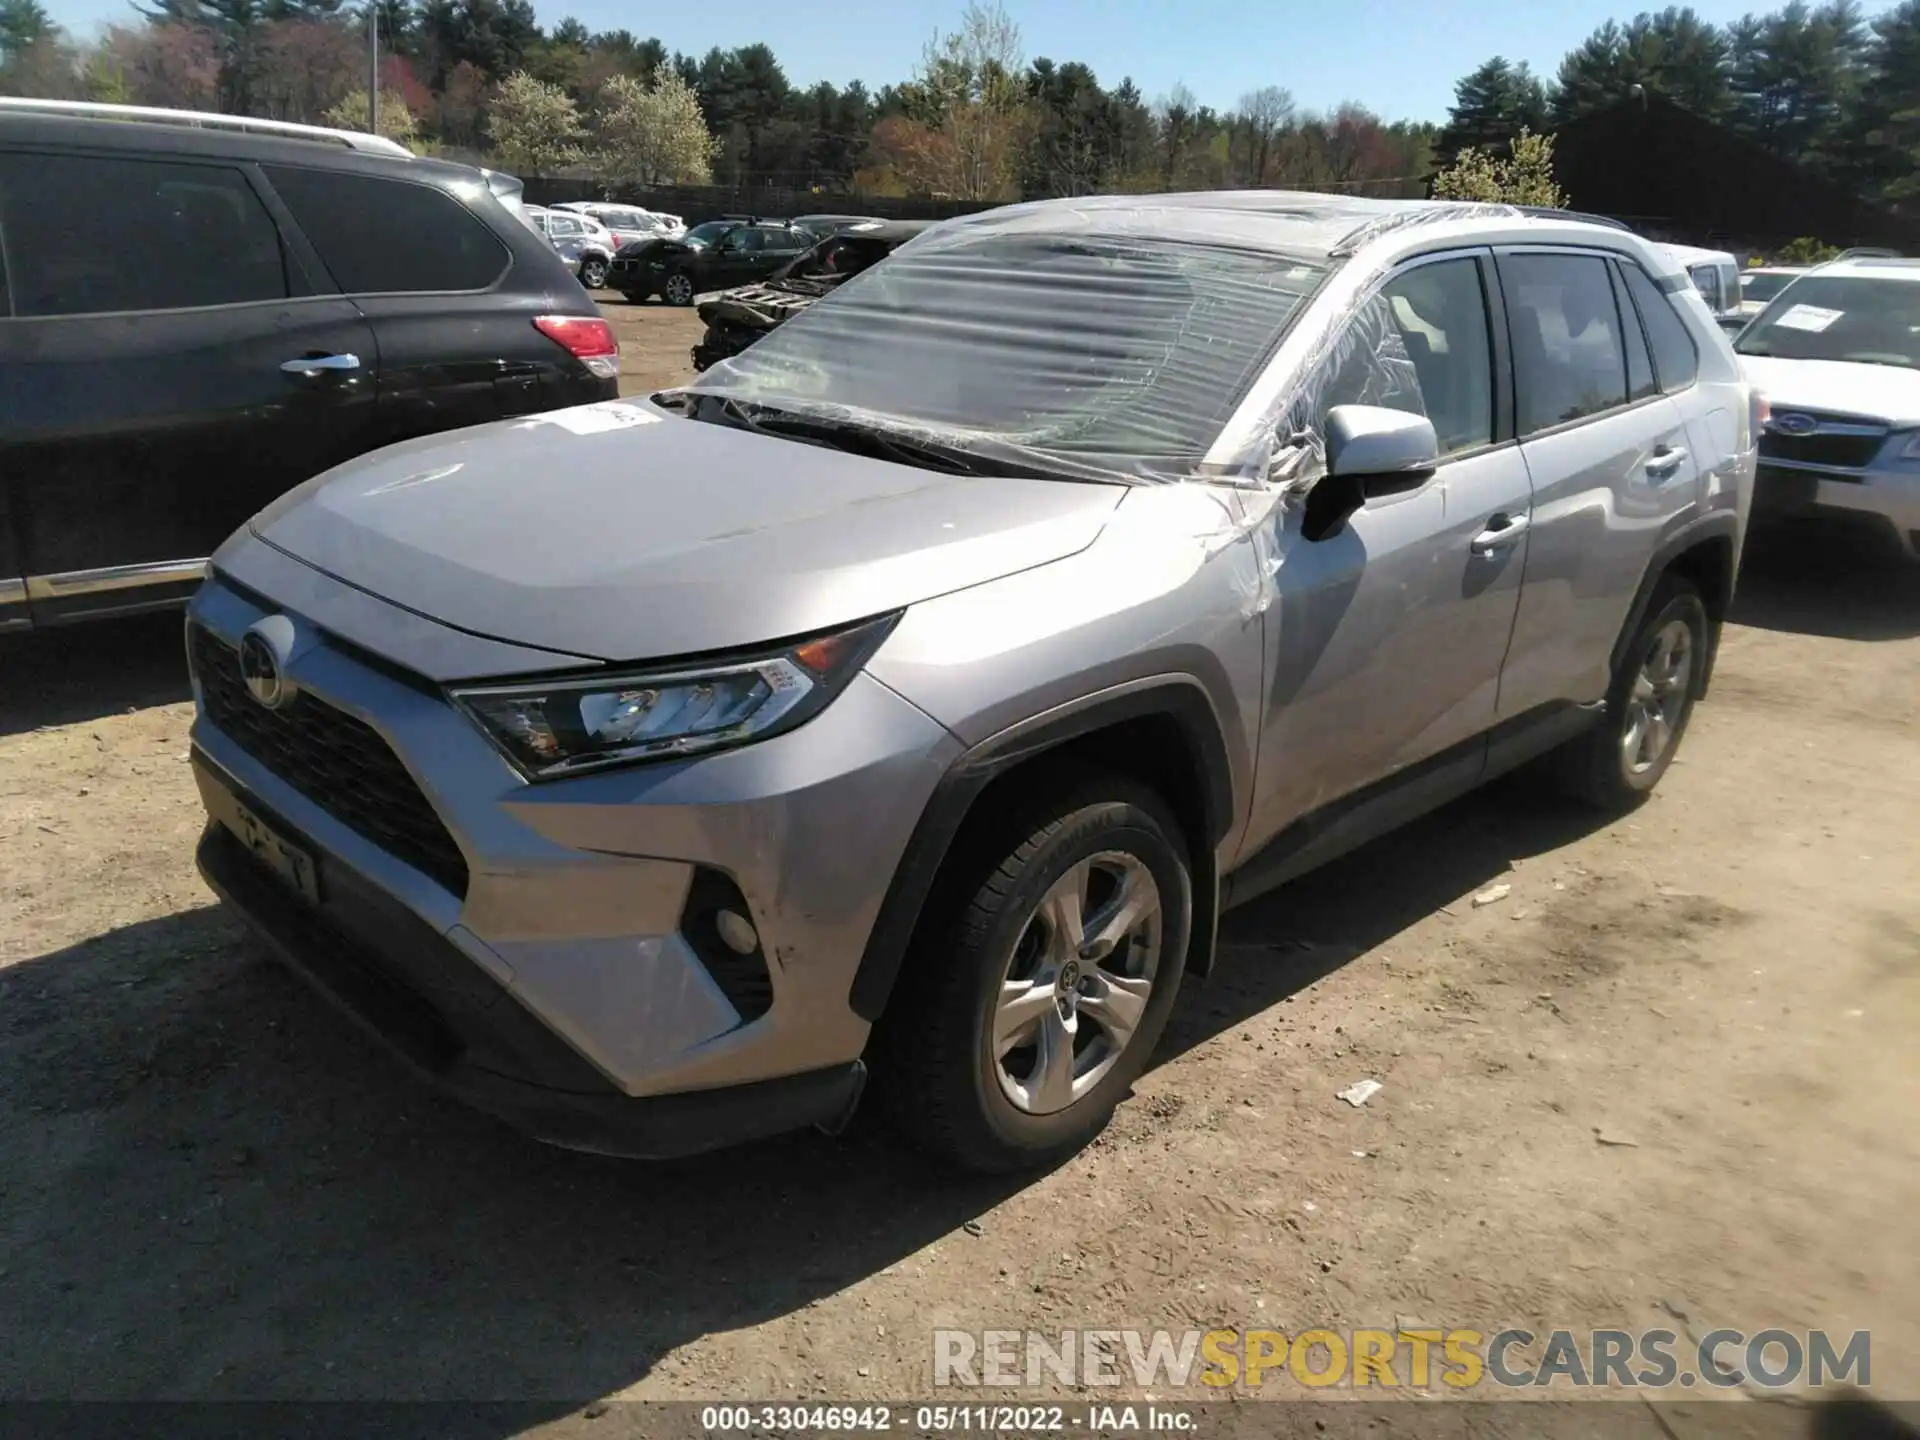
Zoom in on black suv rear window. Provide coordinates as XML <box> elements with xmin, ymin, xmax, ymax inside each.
<box><xmin>0</xmin><ymin>152</ymin><xmax>288</xmax><ymax>316</ymax></box>
<box><xmin>264</xmin><ymin>166</ymin><xmax>509</xmax><ymax>294</ymax></box>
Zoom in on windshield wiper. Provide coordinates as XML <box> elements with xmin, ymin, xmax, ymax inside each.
<box><xmin>691</xmin><ymin>396</ymin><xmax>1078</xmax><ymax>481</ymax></box>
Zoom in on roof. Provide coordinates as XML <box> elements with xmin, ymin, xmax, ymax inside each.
<box><xmin>925</xmin><ymin>190</ymin><xmax>1651</xmax><ymax>265</ymax></box>
<box><xmin>817</xmin><ymin>218</ymin><xmax>933</xmax><ymax>243</ymax></box>
<box><xmin>1811</xmin><ymin>256</ymin><xmax>1920</xmax><ymax>280</ymax></box>
<box><xmin>0</xmin><ymin>96</ymin><xmax>412</xmax><ymax>157</ymax></box>
<box><xmin>1663</xmin><ymin>242</ymin><xmax>1738</xmax><ymax>267</ymax></box>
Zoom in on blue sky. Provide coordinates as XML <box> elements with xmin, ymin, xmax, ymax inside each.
<box><xmin>44</xmin><ymin>0</ymin><xmax>1864</xmax><ymax>122</ymax></box>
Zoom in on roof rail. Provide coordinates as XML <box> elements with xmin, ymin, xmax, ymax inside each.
<box><xmin>0</xmin><ymin>96</ymin><xmax>414</xmax><ymax>158</ymax></box>
<box><xmin>1512</xmin><ymin>205</ymin><xmax>1634</xmax><ymax>232</ymax></box>
<box><xmin>1833</xmin><ymin>246</ymin><xmax>1901</xmax><ymax>260</ymax></box>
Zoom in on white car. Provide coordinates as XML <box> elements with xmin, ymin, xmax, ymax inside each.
<box><xmin>1736</xmin><ymin>265</ymin><xmax>1807</xmax><ymax>320</ymax></box>
<box><xmin>1662</xmin><ymin>243</ymin><xmax>1743</xmax><ymax>331</ymax></box>
<box><xmin>551</xmin><ymin>201</ymin><xmax>685</xmax><ymax>247</ymax></box>
<box><xmin>1735</xmin><ymin>254</ymin><xmax>1920</xmax><ymax>557</ymax></box>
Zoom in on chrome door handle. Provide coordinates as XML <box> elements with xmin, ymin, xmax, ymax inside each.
<box><xmin>281</xmin><ymin>353</ymin><xmax>361</xmax><ymax>376</ymax></box>
<box><xmin>1646</xmin><ymin>444</ymin><xmax>1688</xmax><ymax>478</ymax></box>
<box><xmin>1470</xmin><ymin>512</ymin><xmax>1530</xmax><ymax>554</ymax></box>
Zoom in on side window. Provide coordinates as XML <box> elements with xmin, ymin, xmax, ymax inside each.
<box><xmin>1503</xmin><ymin>253</ymin><xmax>1630</xmax><ymax>436</ymax></box>
<box><xmin>729</xmin><ymin>228</ymin><xmax>766</xmax><ymax>254</ymax></box>
<box><xmin>0</xmin><ymin>151</ymin><xmax>288</xmax><ymax>317</ymax></box>
<box><xmin>1619</xmin><ymin>260</ymin><xmax>1700</xmax><ymax>393</ymax></box>
<box><xmin>1688</xmin><ymin>264</ymin><xmax>1721</xmax><ymax>311</ymax></box>
<box><xmin>1316</xmin><ymin>255</ymin><xmax>1494</xmax><ymax>457</ymax></box>
<box><xmin>1610</xmin><ymin>262</ymin><xmax>1658</xmax><ymax>400</ymax></box>
<box><xmin>263</xmin><ymin>165</ymin><xmax>509</xmax><ymax>293</ymax></box>
<box><xmin>550</xmin><ymin>216</ymin><xmax>580</xmax><ymax>237</ymax></box>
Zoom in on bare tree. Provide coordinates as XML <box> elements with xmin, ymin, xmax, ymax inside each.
<box><xmin>1237</xmin><ymin>84</ymin><xmax>1293</xmax><ymax>186</ymax></box>
<box><xmin>913</xmin><ymin>1</ymin><xmax>1032</xmax><ymax>200</ymax></box>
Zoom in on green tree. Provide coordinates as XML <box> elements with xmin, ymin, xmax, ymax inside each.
<box><xmin>0</xmin><ymin>0</ymin><xmax>51</xmax><ymax>61</ymax></box>
<box><xmin>322</xmin><ymin>85</ymin><xmax>419</xmax><ymax>145</ymax></box>
<box><xmin>1431</xmin><ymin>126</ymin><xmax>1567</xmax><ymax>205</ymax></box>
<box><xmin>487</xmin><ymin>67</ymin><xmax>583</xmax><ymax>172</ymax></box>
<box><xmin>1727</xmin><ymin>0</ymin><xmax>1871</xmax><ymax>163</ymax></box>
<box><xmin>1555</xmin><ymin>8</ymin><xmax>1732</xmax><ymax>120</ymax></box>
<box><xmin>592</xmin><ymin>70</ymin><xmax>715</xmax><ymax>185</ymax></box>
<box><xmin>1435</xmin><ymin>56</ymin><xmax>1550</xmax><ymax>162</ymax></box>
<box><xmin>1842</xmin><ymin>0</ymin><xmax>1920</xmax><ymax>197</ymax></box>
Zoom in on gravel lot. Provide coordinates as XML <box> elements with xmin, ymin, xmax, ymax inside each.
<box><xmin>2</xmin><ymin>301</ymin><xmax>1917</xmax><ymax>1418</ymax></box>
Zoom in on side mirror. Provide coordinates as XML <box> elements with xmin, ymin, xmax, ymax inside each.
<box><xmin>1304</xmin><ymin>405</ymin><xmax>1441</xmax><ymax>542</ymax></box>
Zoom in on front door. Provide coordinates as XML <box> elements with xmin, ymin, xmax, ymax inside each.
<box><xmin>0</xmin><ymin>148</ymin><xmax>379</xmax><ymax>622</ymax></box>
<box><xmin>1241</xmin><ymin>250</ymin><xmax>1534</xmax><ymax>854</ymax></box>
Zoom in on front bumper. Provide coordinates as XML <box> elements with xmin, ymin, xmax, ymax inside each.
<box><xmin>186</xmin><ymin>564</ymin><xmax>961</xmax><ymax>1152</ymax></box>
<box><xmin>1753</xmin><ymin>459</ymin><xmax>1920</xmax><ymax>556</ymax></box>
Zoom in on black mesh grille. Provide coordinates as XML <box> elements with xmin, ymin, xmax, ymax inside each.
<box><xmin>191</xmin><ymin>626</ymin><xmax>470</xmax><ymax>898</ymax></box>
<box><xmin>1759</xmin><ymin>429</ymin><xmax>1884</xmax><ymax>469</ymax></box>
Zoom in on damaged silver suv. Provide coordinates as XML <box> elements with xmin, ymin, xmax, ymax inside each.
<box><xmin>186</xmin><ymin>194</ymin><xmax>1756</xmax><ymax>1172</ymax></box>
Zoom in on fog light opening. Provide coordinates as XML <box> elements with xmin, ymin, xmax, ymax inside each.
<box><xmin>714</xmin><ymin>907</ymin><xmax>759</xmax><ymax>956</ymax></box>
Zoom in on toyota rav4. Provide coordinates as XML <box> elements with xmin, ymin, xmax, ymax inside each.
<box><xmin>185</xmin><ymin>193</ymin><xmax>1757</xmax><ymax>1172</ymax></box>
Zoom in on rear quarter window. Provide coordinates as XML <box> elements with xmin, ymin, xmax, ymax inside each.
<box><xmin>263</xmin><ymin>166</ymin><xmax>509</xmax><ymax>294</ymax></box>
<box><xmin>1620</xmin><ymin>260</ymin><xmax>1700</xmax><ymax>393</ymax></box>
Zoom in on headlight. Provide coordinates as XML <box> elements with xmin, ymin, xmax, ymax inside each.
<box><xmin>451</xmin><ymin>613</ymin><xmax>899</xmax><ymax>780</ymax></box>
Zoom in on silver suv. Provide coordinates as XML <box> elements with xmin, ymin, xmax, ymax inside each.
<box><xmin>185</xmin><ymin>194</ymin><xmax>1756</xmax><ymax>1172</ymax></box>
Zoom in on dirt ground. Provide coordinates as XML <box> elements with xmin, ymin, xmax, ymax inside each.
<box><xmin>2</xmin><ymin>302</ymin><xmax>1917</xmax><ymax>1420</ymax></box>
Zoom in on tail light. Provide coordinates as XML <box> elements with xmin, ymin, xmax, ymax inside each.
<box><xmin>534</xmin><ymin>315</ymin><xmax>619</xmax><ymax>381</ymax></box>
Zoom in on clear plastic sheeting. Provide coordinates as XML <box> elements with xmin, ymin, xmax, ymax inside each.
<box><xmin>677</xmin><ymin>195</ymin><xmax>1357</xmax><ymax>486</ymax></box>
<box><xmin>1266</xmin><ymin>286</ymin><xmax>1427</xmax><ymax>492</ymax></box>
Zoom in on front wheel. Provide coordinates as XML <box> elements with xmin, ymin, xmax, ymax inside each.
<box><xmin>1552</xmin><ymin>578</ymin><xmax>1708</xmax><ymax>809</ymax></box>
<box><xmin>877</xmin><ymin>776</ymin><xmax>1192</xmax><ymax>1173</ymax></box>
<box><xmin>579</xmin><ymin>257</ymin><xmax>609</xmax><ymax>289</ymax></box>
<box><xmin>662</xmin><ymin>271</ymin><xmax>695</xmax><ymax>306</ymax></box>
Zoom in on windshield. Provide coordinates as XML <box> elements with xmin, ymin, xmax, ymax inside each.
<box><xmin>678</xmin><ymin>227</ymin><xmax>1329</xmax><ymax>483</ymax></box>
<box><xmin>1736</xmin><ymin>274</ymin><xmax>1920</xmax><ymax>367</ymax></box>
<box><xmin>682</xmin><ymin>222</ymin><xmax>733</xmax><ymax>248</ymax></box>
<box><xmin>1740</xmin><ymin>271</ymin><xmax>1798</xmax><ymax>303</ymax></box>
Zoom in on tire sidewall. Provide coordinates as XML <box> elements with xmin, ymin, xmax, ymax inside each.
<box><xmin>1609</xmin><ymin>586</ymin><xmax>1708</xmax><ymax>794</ymax></box>
<box><xmin>962</xmin><ymin>799</ymin><xmax>1191</xmax><ymax>1155</ymax></box>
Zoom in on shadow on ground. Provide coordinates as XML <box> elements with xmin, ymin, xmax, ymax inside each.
<box><xmin>1732</xmin><ymin>524</ymin><xmax>1920</xmax><ymax>641</ymax></box>
<box><xmin>0</xmin><ymin>611</ymin><xmax>191</xmax><ymax>737</ymax></box>
<box><xmin>1</xmin><ymin>769</ymin><xmax>1615</xmax><ymax>1415</ymax></box>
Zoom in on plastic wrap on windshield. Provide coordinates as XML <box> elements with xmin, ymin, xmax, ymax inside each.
<box><xmin>674</xmin><ymin>202</ymin><xmax>1337</xmax><ymax>487</ymax></box>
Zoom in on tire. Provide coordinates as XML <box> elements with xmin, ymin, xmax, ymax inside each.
<box><xmin>1552</xmin><ymin>578</ymin><xmax>1709</xmax><ymax>809</ymax></box>
<box><xmin>877</xmin><ymin>775</ymin><xmax>1193</xmax><ymax>1173</ymax></box>
<box><xmin>579</xmin><ymin>258</ymin><xmax>609</xmax><ymax>289</ymax></box>
<box><xmin>662</xmin><ymin>271</ymin><xmax>695</xmax><ymax>306</ymax></box>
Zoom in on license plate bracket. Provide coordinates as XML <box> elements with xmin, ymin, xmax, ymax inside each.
<box><xmin>229</xmin><ymin>799</ymin><xmax>322</xmax><ymax>905</ymax></box>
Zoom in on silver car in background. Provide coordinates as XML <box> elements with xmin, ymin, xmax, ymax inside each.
<box><xmin>524</xmin><ymin>204</ymin><xmax>615</xmax><ymax>289</ymax></box>
<box><xmin>186</xmin><ymin>194</ymin><xmax>1755</xmax><ymax>1172</ymax></box>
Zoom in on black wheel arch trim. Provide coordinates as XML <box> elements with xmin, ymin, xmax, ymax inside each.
<box><xmin>848</xmin><ymin>676</ymin><xmax>1236</xmax><ymax>1023</ymax></box>
<box><xmin>1611</xmin><ymin>510</ymin><xmax>1741</xmax><ymax>698</ymax></box>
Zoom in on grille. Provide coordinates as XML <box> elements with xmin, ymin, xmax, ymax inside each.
<box><xmin>191</xmin><ymin>626</ymin><xmax>470</xmax><ymax>898</ymax></box>
<box><xmin>1759</xmin><ymin>429</ymin><xmax>1884</xmax><ymax>469</ymax></box>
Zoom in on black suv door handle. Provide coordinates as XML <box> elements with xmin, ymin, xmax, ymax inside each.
<box><xmin>281</xmin><ymin>353</ymin><xmax>361</xmax><ymax>377</ymax></box>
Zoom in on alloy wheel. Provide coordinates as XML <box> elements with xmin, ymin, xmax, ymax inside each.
<box><xmin>1622</xmin><ymin>618</ymin><xmax>1693</xmax><ymax>775</ymax></box>
<box><xmin>991</xmin><ymin>851</ymin><xmax>1163</xmax><ymax>1116</ymax></box>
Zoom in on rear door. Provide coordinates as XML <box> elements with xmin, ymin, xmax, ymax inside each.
<box><xmin>260</xmin><ymin>164</ymin><xmax>564</xmax><ymax>434</ymax></box>
<box><xmin>0</xmin><ymin>147</ymin><xmax>379</xmax><ymax>623</ymax></box>
<box><xmin>754</xmin><ymin>225</ymin><xmax>810</xmax><ymax>279</ymax></box>
<box><xmin>1494</xmin><ymin>248</ymin><xmax>1703</xmax><ymax>717</ymax></box>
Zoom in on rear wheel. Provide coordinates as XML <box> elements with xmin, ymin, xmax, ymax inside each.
<box><xmin>579</xmin><ymin>257</ymin><xmax>609</xmax><ymax>289</ymax></box>
<box><xmin>662</xmin><ymin>271</ymin><xmax>695</xmax><ymax>306</ymax></box>
<box><xmin>1552</xmin><ymin>578</ymin><xmax>1708</xmax><ymax>809</ymax></box>
<box><xmin>877</xmin><ymin>776</ymin><xmax>1192</xmax><ymax>1173</ymax></box>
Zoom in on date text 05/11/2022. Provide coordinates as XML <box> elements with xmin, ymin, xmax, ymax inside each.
<box><xmin>699</xmin><ymin>1403</ymin><xmax>1199</xmax><ymax>1432</ymax></box>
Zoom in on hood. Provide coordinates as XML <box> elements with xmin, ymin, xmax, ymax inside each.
<box><xmin>249</xmin><ymin>399</ymin><xmax>1125</xmax><ymax>664</ymax></box>
<box><xmin>1739</xmin><ymin>354</ymin><xmax>1920</xmax><ymax>427</ymax></box>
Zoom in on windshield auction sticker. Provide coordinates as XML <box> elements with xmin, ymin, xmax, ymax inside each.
<box><xmin>1773</xmin><ymin>304</ymin><xmax>1845</xmax><ymax>332</ymax></box>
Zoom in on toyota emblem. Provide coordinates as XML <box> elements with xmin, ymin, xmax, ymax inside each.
<box><xmin>1772</xmin><ymin>412</ymin><xmax>1819</xmax><ymax>436</ymax></box>
<box><xmin>239</xmin><ymin>630</ymin><xmax>287</xmax><ymax>709</ymax></box>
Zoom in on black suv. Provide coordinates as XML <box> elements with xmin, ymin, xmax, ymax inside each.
<box><xmin>608</xmin><ymin>216</ymin><xmax>821</xmax><ymax>305</ymax></box>
<box><xmin>0</xmin><ymin>101</ymin><xmax>619</xmax><ymax>631</ymax></box>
